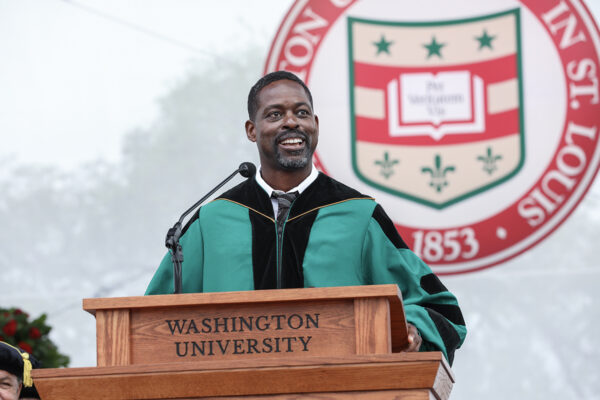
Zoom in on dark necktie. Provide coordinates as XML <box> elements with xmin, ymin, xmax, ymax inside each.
<box><xmin>271</xmin><ymin>190</ymin><xmax>299</xmax><ymax>222</ymax></box>
<box><xmin>271</xmin><ymin>190</ymin><xmax>299</xmax><ymax>289</ymax></box>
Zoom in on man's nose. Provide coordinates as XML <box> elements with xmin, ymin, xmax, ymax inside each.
<box><xmin>282</xmin><ymin>111</ymin><xmax>299</xmax><ymax>129</ymax></box>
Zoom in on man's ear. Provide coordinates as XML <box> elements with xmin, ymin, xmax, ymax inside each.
<box><xmin>245</xmin><ymin>120</ymin><xmax>257</xmax><ymax>142</ymax></box>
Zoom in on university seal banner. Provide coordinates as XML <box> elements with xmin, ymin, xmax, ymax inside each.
<box><xmin>348</xmin><ymin>10</ymin><xmax>525</xmax><ymax>208</ymax></box>
<box><xmin>265</xmin><ymin>0</ymin><xmax>600</xmax><ymax>274</ymax></box>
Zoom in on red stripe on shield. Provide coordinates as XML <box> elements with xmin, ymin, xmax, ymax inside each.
<box><xmin>353</xmin><ymin>54</ymin><xmax>519</xmax><ymax>89</ymax></box>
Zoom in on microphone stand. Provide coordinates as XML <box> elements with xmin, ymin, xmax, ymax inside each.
<box><xmin>166</xmin><ymin>162</ymin><xmax>256</xmax><ymax>294</ymax></box>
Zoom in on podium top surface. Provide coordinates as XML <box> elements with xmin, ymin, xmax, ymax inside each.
<box><xmin>32</xmin><ymin>352</ymin><xmax>449</xmax><ymax>378</ymax></box>
<box><xmin>32</xmin><ymin>353</ymin><xmax>454</xmax><ymax>400</ymax></box>
<box><xmin>83</xmin><ymin>284</ymin><xmax>403</xmax><ymax>314</ymax></box>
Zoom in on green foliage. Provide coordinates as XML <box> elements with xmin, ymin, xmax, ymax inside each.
<box><xmin>0</xmin><ymin>307</ymin><xmax>69</xmax><ymax>368</ymax></box>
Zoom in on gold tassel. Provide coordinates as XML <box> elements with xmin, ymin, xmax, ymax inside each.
<box><xmin>21</xmin><ymin>352</ymin><xmax>33</xmax><ymax>388</ymax></box>
<box><xmin>2</xmin><ymin>342</ymin><xmax>33</xmax><ymax>387</ymax></box>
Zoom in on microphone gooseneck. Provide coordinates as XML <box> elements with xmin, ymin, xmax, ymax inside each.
<box><xmin>166</xmin><ymin>162</ymin><xmax>256</xmax><ymax>294</ymax></box>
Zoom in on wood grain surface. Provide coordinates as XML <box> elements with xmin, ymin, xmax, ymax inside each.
<box><xmin>83</xmin><ymin>285</ymin><xmax>402</xmax><ymax>312</ymax></box>
<box><xmin>190</xmin><ymin>389</ymin><xmax>435</xmax><ymax>399</ymax></box>
<box><xmin>96</xmin><ymin>309</ymin><xmax>130</xmax><ymax>366</ymax></box>
<box><xmin>33</xmin><ymin>353</ymin><xmax>452</xmax><ymax>400</ymax></box>
<box><xmin>88</xmin><ymin>285</ymin><xmax>410</xmax><ymax>365</ymax></box>
<box><xmin>129</xmin><ymin>299</ymin><xmax>356</xmax><ymax>363</ymax></box>
<box><xmin>354</xmin><ymin>297</ymin><xmax>391</xmax><ymax>354</ymax></box>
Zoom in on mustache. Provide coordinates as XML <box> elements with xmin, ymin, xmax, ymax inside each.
<box><xmin>276</xmin><ymin>129</ymin><xmax>308</xmax><ymax>143</ymax></box>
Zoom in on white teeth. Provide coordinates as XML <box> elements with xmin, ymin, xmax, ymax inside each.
<box><xmin>281</xmin><ymin>138</ymin><xmax>303</xmax><ymax>145</ymax></box>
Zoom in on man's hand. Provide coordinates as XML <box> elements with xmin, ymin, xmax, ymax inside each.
<box><xmin>406</xmin><ymin>323</ymin><xmax>422</xmax><ymax>352</ymax></box>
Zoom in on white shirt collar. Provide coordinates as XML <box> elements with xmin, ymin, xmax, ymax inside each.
<box><xmin>255</xmin><ymin>164</ymin><xmax>319</xmax><ymax>196</ymax></box>
<box><xmin>255</xmin><ymin>165</ymin><xmax>319</xmax><ymax>216</ymax></box>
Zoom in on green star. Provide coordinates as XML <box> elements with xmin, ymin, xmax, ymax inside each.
<box><xmin>373</xmin><ymin>35</ymin><xmax>393</xmax><ymax>55</ymax></box>
<box><xmin>475</xmin><ymin>29</ymin><xmax>496</xmax><ymax>50</ymax></box>
<box><xmin>423</xmin><ymin>36</ymin><xmax>445</xmax><ymax>59</ymax></box>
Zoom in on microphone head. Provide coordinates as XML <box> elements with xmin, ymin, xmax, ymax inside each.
<box><xmin>238</xmin><ymin>162</ymin><xmax>256</xmax><ymax>178</ymax></box>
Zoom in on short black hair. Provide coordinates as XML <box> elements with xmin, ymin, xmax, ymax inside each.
<box><xmin>247</xmin><ymin>71</ymin><xmax>313</xmax><ymax>121</ymax></box>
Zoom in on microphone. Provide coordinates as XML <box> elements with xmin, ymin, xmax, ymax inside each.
<box><xmin>238</xmin><ymin>161</ymin><xmax>256</xmax><ymax>178</ymax></box>
<box><xmin>166</xmin><ymin>162</ymin><xmax>256</xmax><ymax>294</ymax></box>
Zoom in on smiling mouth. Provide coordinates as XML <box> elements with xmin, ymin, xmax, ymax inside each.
<box><xmin>277</xmin><ymin>133</ymin><xmax>307</xmax><ymax>151</ymax></box>
<box><xmin>274</xmin><ymin>132</ymin><xmax>312</xmax><ymax>168</ymax></box>
<box><xmin>280</xmin><ymin>138</ymin><xmax>304</xmax><ymax>146</ymax></box>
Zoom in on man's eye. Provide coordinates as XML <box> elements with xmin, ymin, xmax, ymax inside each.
<box><xmin>268</xmin><ymin>111</ymin><xmax>281</xmax><ymax>118</ymax></box>
<box><xmin>297</xmin><ymin>109</ymin><xmax>309</xmax><ymax>116</ymax></box>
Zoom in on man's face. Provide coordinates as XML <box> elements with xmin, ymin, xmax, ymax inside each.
<box><xmin>0</xmin><ymin>370</ymin><xmax>21</xmax><ymax>400</ymax></box>
<box><xmin>246</xmin><ymin>80</ymin><xmax>319</xmax><ymax>172</ymax></box>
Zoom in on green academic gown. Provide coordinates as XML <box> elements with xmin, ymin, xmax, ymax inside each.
<box><xmin>146</xmin><ymin>173</ymin><xmax>466</xmax><ymax>364</ymax></box>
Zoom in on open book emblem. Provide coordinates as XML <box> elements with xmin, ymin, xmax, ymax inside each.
<box><xmin>388</xmin><ymin>71</ymin><xmax>485</xmax><ymax>141</ymax></box>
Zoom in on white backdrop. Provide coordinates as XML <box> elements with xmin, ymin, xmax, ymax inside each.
<box><xmin>1</xmin><ymin>1</ymin><xmax>599</xmax><ymax>399</ymax></box>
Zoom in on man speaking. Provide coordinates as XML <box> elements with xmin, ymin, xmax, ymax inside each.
<box><xmin>146</xmin><ymin>71</ymin><xmax>466</xmax><ymax>364</ymax></box>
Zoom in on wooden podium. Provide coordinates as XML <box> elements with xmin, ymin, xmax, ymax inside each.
<box><xmin>32</xmin><ymin>285</ymin><xmax>454</xmax><ymax>399</ymax></box>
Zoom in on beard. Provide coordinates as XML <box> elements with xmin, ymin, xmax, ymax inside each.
<box><xmin>274</xmin><ymin>131</ymin><xmax>314</xmax><ymax>169</ymax></box>
<box><xmin>275</xmin><ymin>148</ymin><xmax>312</xmax><ymax>169</ymax></box>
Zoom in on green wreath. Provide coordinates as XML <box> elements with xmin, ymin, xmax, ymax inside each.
<box><xmin>0</xmin><ymin>307</ymin><xmax>69</xmax><ymax>368</ymax></box>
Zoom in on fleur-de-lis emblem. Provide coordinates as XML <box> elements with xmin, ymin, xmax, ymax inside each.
<box><xmin>374</xmin><ymin>151</ymin><xmax>399</xmax><ymax>179</ymax></box>
<box><xmin>421</xmin><ymin>154</ymin><xmax>455</xmax><ymax>192</ymax></box>
<box><xmin>477</xmin><ymin>147</ymin><xmax>503</xmax><ymax>174</ymax></box>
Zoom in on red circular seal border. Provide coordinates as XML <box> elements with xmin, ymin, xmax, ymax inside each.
<box><xmin>265</xmin><ymin>0</ymin><xmax>600</xmax><ymax>274</ymax></box>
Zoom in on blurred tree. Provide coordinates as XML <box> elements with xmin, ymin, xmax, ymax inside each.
<box><xmin>0</xmin><ymin>47</ymin><xmax>263</xmax><ymax>297</ymax></box>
